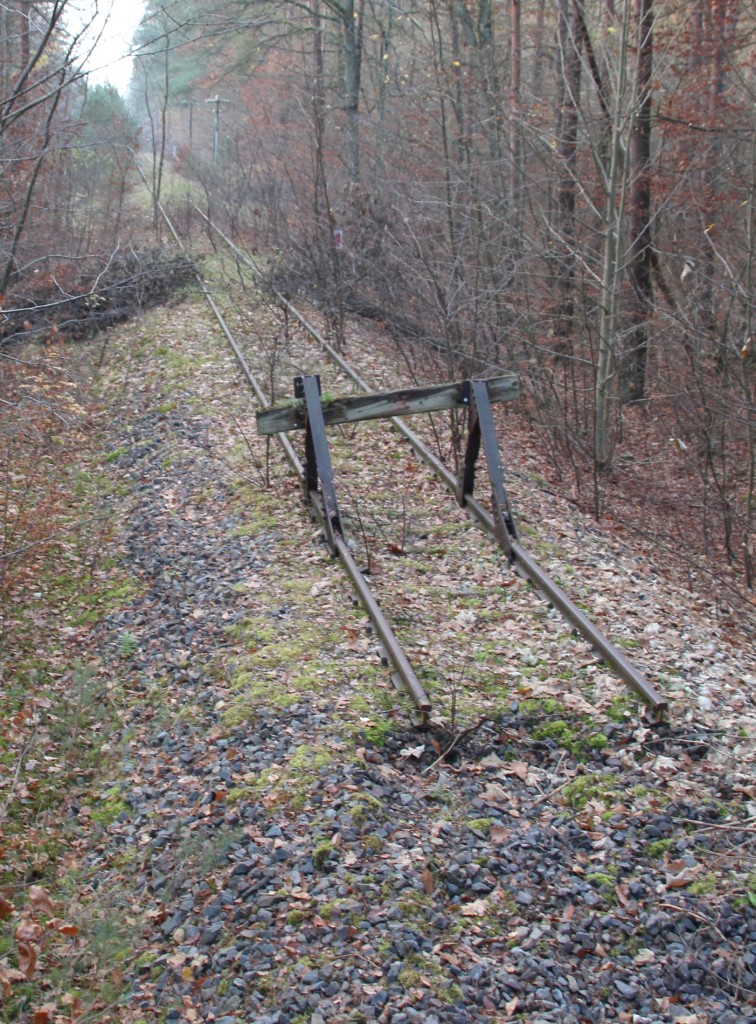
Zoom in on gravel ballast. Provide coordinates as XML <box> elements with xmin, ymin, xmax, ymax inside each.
<box><xmin>79</xmin><ymin>301</ymin><xmax>756</xmax><ymax>1024</ymax></box>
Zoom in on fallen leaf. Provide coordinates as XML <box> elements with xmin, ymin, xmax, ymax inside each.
<box><xmin>665</xmin><ymin>865</ymin><xmax>701</xmax><ymax>889</ymax></box>
<box><xmin>504</xmin><ymin>760</ymin><xmax>530</xmax><ymax>781</ymax></box>
<box><xmin>460</xmin><ymin>898</ymin><xmax>489</xmax><ymax>917</ymax></box>
<box><xmin>480</xmin><ymin>782</ymin><xmax>508</xmax><ymax>805</ymax></box>
<box><xmin>479</xmin><ymin>753</ymin><xmax>506</xmax><ymax>768</ymax></box>
<box><xmin>32</xmin><ymin>1004</ymin><xmax>56</xmax><ymax>1024</ymax></box>
<box><xmin>15</xmin><ymin>920</ymin><xmax>45</xmax><ymax>944</ymax></box>
<box><xmin>17</xmin><ymin>941</ymin><xmax>38</xmax><ymax>980</ymax></box>
<box><xmin>490</xmin><ymin>825</ymin><xmax>510</xmax><ymax>844</ymax></box>
<box><xmin>633</xmin><ymin>948</ymin><xmax>656</xmax><ymax>965</ymax></box>
<box><xmin>0</xmin><ymin>895</ymin><xmax>14</xmax><ymax>919</ymax></box>
<box><xmin>421</xmin><ymin>867</ymin><xmax>435</xmax><ymax>894</ymax></box>
<box><xmin>504</xmin><ymin>995</ymin><xmax>519</xmax><ymax>1017</ymax></box>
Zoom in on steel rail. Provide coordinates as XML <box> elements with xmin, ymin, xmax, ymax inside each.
<box><xmin>141</xmin><ymin>182</ymin><xmax>431</xmax><ymax>718</ymax></box>
<box><xmin>134</xmin><ymin>170</ymin><xmax>304</xmax><ymax>477</ymax></box>
<box><xmin>190</xmin><ymin>204</ymin><xmax>667</xmax><ymax>716</ymax></box>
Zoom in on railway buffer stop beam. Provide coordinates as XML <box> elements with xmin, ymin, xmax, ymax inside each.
<box><xmin>257</xmin><ymin>373</ymin><xmax>667</xmax><ymax>722</ymax></box>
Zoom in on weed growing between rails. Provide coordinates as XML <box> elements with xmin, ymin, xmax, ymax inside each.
<box><xmin>145</xmin><ymin>214</ymin><xmax>749</xmax><ymax>753</ymax></box>
<box><xmin>189</xmin><ymin>260</ymin><xmax>635</xmax><ymax>729</ymax></box>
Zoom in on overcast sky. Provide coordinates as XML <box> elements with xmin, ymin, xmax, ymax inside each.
<box><xmin>77</xmin><ymin>1</ymin><xmax>146</xmax><ymax>94</ymax></box>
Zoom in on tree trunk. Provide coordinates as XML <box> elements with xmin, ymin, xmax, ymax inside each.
<box><xmin>340</xmin><ymin>0</ymin><xmax>363</xmax><ymax>183</ymax></box>
<box><xmin>554</xmin><ymin>0</ymin><xmax>582</xmax><ymax>342</ymax></box>
<box><xmin>595</xmin><ymin>0</ymin><xmax>633</xmax><ymax>474</ymax></box>
<box><xmin>621</xmin><ymin>0</ymin><xmax>654</xmax><ymax>403</ymax></box>
<box><xmin>20</xmin><ymin>1</ymin><xmax>30</xmax><ymax>70</ymax></box>
<box><xmin>510</xmin><ymin>0</ymin><xmax>522</xmax><ymax>241</ymax></box>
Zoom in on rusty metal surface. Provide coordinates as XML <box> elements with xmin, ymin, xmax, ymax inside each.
<box><xmin>305</xmin><ymin>488</ymin><xmax>432</xmax><ymax>720</ymax></box>
<box><xmin>459</xmin><ymin>379</ymin><xmax>519</xmax><ymax>557</ymax></box>
<box><xmin>188</xmin><ymin>201</ymin><xmax>667</xmax><ymax>719</ymax></box>
<box><xmin>296</xmin><ymin>372</ymin><xmax>430</xmax><ymax>716</ymax></box>
<box><xmin>257</xmin><ymin>374</ymin><xmax>520</xmax><ymax>435</ymax></box>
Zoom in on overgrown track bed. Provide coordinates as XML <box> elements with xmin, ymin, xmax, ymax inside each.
<box><xmin>174</xmin><ymin>212</ymin><xmax>689</xmax><ymax>724</ymax></box>
<box><xmin>2</xmin><ymin>269</ymin><xmax>754</xmax><ymax>1023</ymax></box>
<box><xmin>260</xmin><ymin>334</ymin><xmax>642</xmax><ymax>716</ymax></box>
<box><xmin>26</xmin><ymin>184</ymin><xmax>737</xmax><ymax>1024</ymax></box>
<box><xmin>98</xmin><ymin>292</ymin><xmax>756</xmax><ymax>1024</ymax></box>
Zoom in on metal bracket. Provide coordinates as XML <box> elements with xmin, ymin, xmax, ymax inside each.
<box><xmin>292</xmin><ymin>375</ymin><xmax>432</xmax><ymax>720</ymax></box>
<box><xmin>295</xmin><ymin>374</ymin><xmax>343</xmax><ymax>555</ymax></box>
<box><xmin>459</xmin><ymin>379</ymin><xmax>518</xmax><ymax>559</ymax></box>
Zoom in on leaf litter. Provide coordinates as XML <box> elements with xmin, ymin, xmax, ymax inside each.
<box><xmin>0</xmin><ymin>285</ymin><xmax>753</xmax><ymax>1023</ymax></box>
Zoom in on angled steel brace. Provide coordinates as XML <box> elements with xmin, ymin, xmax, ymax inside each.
<box><xmin>293</xmin><ymin>375</ymin><xmax>431</xmax><ymax>722</ymax></box>
<box><xmin>455</xmin><ymin>381</ymin><xmax>666</xmax><ymax>717</ymax></box>
<box><xmin>296</xmin><ymin>374</ymin><xmax>343</xmax><ymax>555</ymax></box>
<box><xmin>459</xmin><ymin>379</ymin><xmax>519</xmax><ymax>558</ymax></box>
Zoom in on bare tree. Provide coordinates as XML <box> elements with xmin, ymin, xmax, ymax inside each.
<box><xmin>622</xmin><ymin>0</ymin><xmax>654</xmax><ymax>403</ymax></box>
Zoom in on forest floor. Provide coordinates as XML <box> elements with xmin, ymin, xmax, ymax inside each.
<box><xmin>1</xmin><ymin>286</ymin><xmax>754</xmax><ymax>1024</ymax></box>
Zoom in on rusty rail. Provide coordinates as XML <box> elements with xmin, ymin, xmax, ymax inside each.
<box><xmin>191</xmin><ymin>202</ymin><xmax>667</xmax><ymax>718</ymax></box>
<box><xmin>144</xmin><ymin>186</ymin><xmax>431</xmax><ymax>721</ymax></box>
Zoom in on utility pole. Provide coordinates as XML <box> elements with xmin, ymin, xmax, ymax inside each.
<box><xmin>205</xmin><ymin>95</ymin><xmax>229</xmax><ymax>162</ymax></box>
<box><xmin>180</xmin><ymin>99</ymin><xmax>199</xmax><ymax>150</ymax></box>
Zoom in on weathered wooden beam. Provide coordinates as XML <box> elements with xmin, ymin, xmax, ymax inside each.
<box><xmin>256</xmin><ymin>374</ymin><xmax>520</xmax><ymax>436</ymax></box>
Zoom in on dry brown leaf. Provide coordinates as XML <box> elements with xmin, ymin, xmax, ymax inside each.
<box><xmin>504</xmin><ymin>761</ymin><xmax>530</xmax><ymax>781</ymax></box>
<box><xmin>15</xmin><ymin>919</ymin><xmax>45</xmax><ymax>944</ymax></box>
<box><xmin>665</xmin><ymin>865</ymin><xmax>702</xmax><ymax>889</ymax></box>
<box><xmin>421</xmin><ymin>867</ymin><xmax>435</xmax><ymax>894</ymax></box>
<box><xmin>479</xmin><ymin>753</ymin><xmax>506</xmax><ymax>768</ymax></box>
<box><xmin>29</xmin><ymin>884</ymin><xmax>56</xmax><ymax>917</ymax></box>
<box><xmin>17</xmin><ymin>940</ymin><xmax>38</xmax><ymax>980</ymax></box>
<box><xmin>460</xmin><ymin>898</ymin><xmax>489</xmax><ymax>917</ymax></box>
<box><xmin>504</xmin><ymin>995</ymin><xmax>519</xmax><ymax>1017</ymax></box>
<box><xmin>0</xmin><ymin>895</ymin><xmax>14</xmax><ymax>919</ymax></box>
<box><xmin>61</xmin><ymin>992</ymin><xmax>83</xmax><ymax>1018</ymax></box>
<box><xmin>33</xmin><ymin>1005</ymin><xmax>57</xmax><ymax>1024</ymax></box>
<box><xmin>490</xmin><ymin>825</ymin><xmax>510</xmax><ymax>844</ymax></box>
<box><xmin>480</xmin><ymin>782</ymin><xmax>508</xmax><ymax>805</ymax></box>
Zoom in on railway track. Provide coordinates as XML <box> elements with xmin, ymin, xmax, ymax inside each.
<box><xmin>147</xmin><ymin>185</ymin><xmax>667</xmax><ymax>727</ymax></box>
